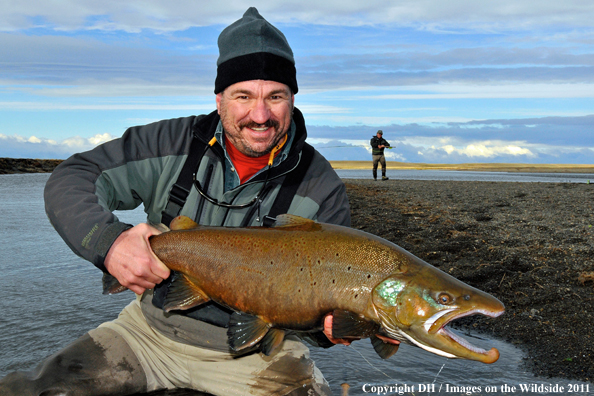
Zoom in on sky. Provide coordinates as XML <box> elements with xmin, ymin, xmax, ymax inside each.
<box><xmin>1</xmin><ymin>1</ymin><xmax>594</xmax><ymax>163</ymax></box>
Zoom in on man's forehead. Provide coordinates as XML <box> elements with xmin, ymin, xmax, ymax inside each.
<box><xmin>224</xmin><ymin>80</ymin><xmax>292</xmax><ymax>95</ymax></box>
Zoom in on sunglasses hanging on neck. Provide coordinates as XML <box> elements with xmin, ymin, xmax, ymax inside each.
<box><xmin>192</xmin><ymin>134</ymin><xmax>288</xmax><ymax>210</ymax></box>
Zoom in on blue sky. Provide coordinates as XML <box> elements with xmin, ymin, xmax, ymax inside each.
<box><xmin>1</xmin><ymin>1</ymin><xmax>593</xmax><ymax>163</ymax></box>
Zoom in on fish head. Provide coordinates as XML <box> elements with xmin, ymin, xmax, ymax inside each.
<box><xmin>372</xmin><ymin>263</ymin><xmax>504</xmax><ymax>363</ymax></box>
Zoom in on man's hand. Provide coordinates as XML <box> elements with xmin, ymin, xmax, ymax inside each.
<box><xmin>104</xmin><ymin>223</ymin><xmax>170</xmax><ymax>295</ymax></box>
<box><xmin>323</xmin><ymin>314</ymin><xmax>356</xmax><ymax>346</ymax></box>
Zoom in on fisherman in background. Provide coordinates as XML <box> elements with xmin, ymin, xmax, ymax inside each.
<box><xmin>0</xmin><ymin>8</ymin><xmax>350</xmax><ymax>396</ymax></box>
<box><xmin>370</xmin><ymin>130</ymin><xmax>390</xmax><ymax>180</ymax></box>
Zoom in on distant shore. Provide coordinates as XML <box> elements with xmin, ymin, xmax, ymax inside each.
<box><xmin>0</xmin><ymin>158</ymin><xmax>63</xmax><ymax>174</ymax></box>
<box><xmin>330</xmin><ymin>161</ymin><xmax>594</xmax><ymax>173</ymax></box>
<box><xmin>1</xmin><ymin>158</ymin><xmax>593</xmax><ymax>174</ymax></box>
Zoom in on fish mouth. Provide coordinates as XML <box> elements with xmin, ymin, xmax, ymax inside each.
<box><xmin>411</xmin><ymin>307</ymin><xmax>504</xmax><ymax>363</ymax></box>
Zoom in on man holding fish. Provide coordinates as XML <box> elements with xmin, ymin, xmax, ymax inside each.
<box><xmin>1</xmin><ymin>7</ymin><xmax>504</xmax><ymax>396</ymax></box>
<box><xmin>0</xmin><ymin>7</ymin><xmax>353</xmax><ymax>396</ymax></box>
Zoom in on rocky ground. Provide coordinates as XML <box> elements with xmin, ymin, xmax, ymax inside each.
<box><xmin>345</xmin><ymin>179</ymin><xmax>594</xmax><ymax>384</ymax></box>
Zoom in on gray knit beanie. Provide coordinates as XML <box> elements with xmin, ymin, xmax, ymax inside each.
<box><xmin>214</xmin><ymin>7</ymin><xmax>298</xmax><ymax>94</ymax></box>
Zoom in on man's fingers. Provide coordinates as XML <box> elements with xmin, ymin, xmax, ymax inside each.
<box><xmin>150</xmin><ymin>258</ymin><xmax>170</xmax><ymax>281</ymax></box>
<box><xmin>323</xmin><ymin>314</ymin><xmax>353</xmax><ymax>346</ymax></box>
<box><xmin>105</xmin><ymin>223</ymin><xmax>170</xmax><ymax>294</ymax></box>
<box><xmin>375</xmin><ymin>334</ymin><xmax>400</xmax><ymax>345</ymax></box>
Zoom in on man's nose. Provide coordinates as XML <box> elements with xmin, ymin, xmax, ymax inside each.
<box><xmin>249</xmin><ymin>99</ymin><xmax>271</xmax><ymax>124</ymax></box>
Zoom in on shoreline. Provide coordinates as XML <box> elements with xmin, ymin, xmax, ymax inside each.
<box><xmin>0</xmin><ymin>158</ymin><xmax>63</xmax><ymax>174</ymax></box>
<box><xmin>330</xmin><ymin>161</ymin><xmax>594</xmax><ymax>173</ymax></box>
<box><xmin>2</xmin><ymin>158</ymin><xmax>593</xmax><ymax>175</ymax></box>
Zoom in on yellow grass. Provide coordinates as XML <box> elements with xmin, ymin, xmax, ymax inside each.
<box><xmin>329</xmin><ymin>161</ymin><xmax>594</xmax><ymax>173</ymax></box>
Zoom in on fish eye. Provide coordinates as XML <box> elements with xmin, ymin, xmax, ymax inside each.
<box><xmin>436</xmin><ymin>293</ymin><xmax>453</xmax><ymax>305</ymax></box>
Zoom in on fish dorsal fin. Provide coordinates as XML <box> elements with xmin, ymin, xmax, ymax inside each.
<box><xmin>273</xmin><ymin>214</ymin><xmax>320</xmax><ymax>231</ymax></box>
<box><xmin>102</xmin><ymin>273</ymin><xmax>128</xmax><ymax>295</ymax></box>
<box><xmin>163</xmin><ymin>272</ymin><xmax>210</xmax><ymax>312</ymax></box>
<box><xmin>371</xmin><ymin>335</ymin><xmax>400</xmax><ymax>359</ymax></box>
<box><xmin>170</xmin><ymin>215</ymin><xmax>199</xmax><ymax>230</ymax></box>
<box><xmin>260</xmin><ymin>328</ymin><xmax>286</xmax><ymax>356</ymax></box>
<box><xmin>227</xmin><ymin>312</ymin><xmax>271</xmax><ymax>352</ymax></box>
<box><xmin>331</xmin><ymin>309</ymin><xmax>379</xmax><ymax>339</ymax></box>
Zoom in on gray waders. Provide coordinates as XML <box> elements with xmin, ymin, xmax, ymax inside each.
<box><xmin>0</xmin><ymin>328</ymin><xmax>147</xmax><ymax>396</ymax></box>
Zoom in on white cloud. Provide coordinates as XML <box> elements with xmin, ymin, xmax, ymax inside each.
<box><xmin>440</xmin><ymin>142</ymin><xmax>535</xmax><ymax>158</ymax></box>
<box><xmin>363</xmin><ymin>83</ymin><xmax>594</xmax><ymax>100</ymax></box>
<box><xmin>88</xmin><ymin>133</ymin><xmax>116</xmax><ymax>145</ymax></box>
<box><xmin>0</xmin><ymin>133</ymin><xmax>116</xmax><ymax>159</ymax></box>
<box><xmin>0</xmin><ymin>101</ymin><xmax>215</xmax><ymax>111</ymax></box>
<box><xmin>2</xmin><ymin>1</ymin><xmax>594</xmax><ymax>32</ymax></box>
<box><xmin>295</xmin><ymin>104</ymin><xmax>350</xmax><ymax>114</ymax></box>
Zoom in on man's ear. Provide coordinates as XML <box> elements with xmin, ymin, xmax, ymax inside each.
<box><xmin>216</xmin><ymin>93</ymin><xmax>222</xmax><ymax>114</ymax></box>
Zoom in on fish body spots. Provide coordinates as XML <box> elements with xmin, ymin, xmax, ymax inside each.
<box><xmin>237</xmin><ymin>266</ymin><xmax>265</xmax><ymax>276</ymax></box>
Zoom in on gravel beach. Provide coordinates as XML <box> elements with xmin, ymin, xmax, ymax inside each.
<box><xmin>345</xmin><ymin>179</ymin><xmax>594</xmax><ymax>383</ymax></box>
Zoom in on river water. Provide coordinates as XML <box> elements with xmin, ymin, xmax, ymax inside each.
<box><xmin>0</xmin><ymin>173</ymin><xmax>591</xmax><ymax>395</ymax></box>
<box><xmin>335</xmin><ymin>169</ymin><xmax>594</xmax><ymax>183</ymax></box>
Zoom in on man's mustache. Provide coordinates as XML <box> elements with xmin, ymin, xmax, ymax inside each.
<box><xmin>238</xmin><ymin>119</ymin><xmax>280</xmax><ymax>130</ymax></box>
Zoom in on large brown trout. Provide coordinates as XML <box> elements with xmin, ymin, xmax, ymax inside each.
<box><xmin>104</xmin><ymin>215</ymin><xmax>504</xmax><ymax>363</ymax></box>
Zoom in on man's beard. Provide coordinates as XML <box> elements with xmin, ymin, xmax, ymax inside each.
<box><xmin>234</xmin><ymin>119</ymin><xmax>284</xmax><ymax>157</ymax></box>
<box><xmin>218</xmin><ymin>97</ymin><xmax>292</xmax><ymax>157</ymax></box>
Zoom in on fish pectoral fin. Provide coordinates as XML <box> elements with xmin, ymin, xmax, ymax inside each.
<box><xmin>227</xmin><ymin>312</ymin><xmax>271</xmax><ymax>352</ymax></box>
<box><xmin>371</xmin><ymin>335</ymin><xmax>400</xmax><ymax>359</ymax></box>
<box><xmin>260</xmin><ymin>328</ymin><xmax>286</xmax><ymax>356</ymax></box>
<box><xmin>163</xmin><ymin>272</ymin><xmax>210</xmax><ymax>312</ymax></box>
<box><xmin>170</xmin><ymin>215</ymin><xmax>199</xmax><ymax>230</ymax></box>
<box><xmin>332</xmin><ymin>309</ymin><xmax>379</xmax><ymax>339</ymax></box>
<box><xmin>102</xmin><ymin>273</ymin><xmax>128</xmax><ymax>295</ymax></box>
